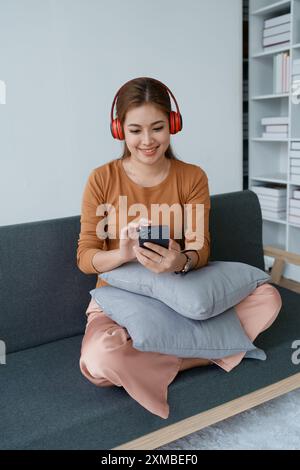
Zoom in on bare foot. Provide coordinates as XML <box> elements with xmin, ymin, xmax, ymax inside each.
<box><xmin>179</xmin><ymin>357</ymin><xmax>212</xmax><ymax>372</ymax></box>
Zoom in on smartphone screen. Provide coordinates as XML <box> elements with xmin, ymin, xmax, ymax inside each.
<box><xmin>138</xmin><ymin>225</ymin><xmax>170</xmax><ymax>250</ymax></box>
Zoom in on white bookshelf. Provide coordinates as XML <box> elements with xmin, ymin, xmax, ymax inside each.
<box><xmin>249</xmin><ymin>0</ymin><xmax>300</xmax><ymax>282</ymax></box>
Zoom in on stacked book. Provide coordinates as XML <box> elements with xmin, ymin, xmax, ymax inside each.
<box><xmin>261</xmin><ymin>116</ymin><xmax>288</xmax><ymax>139</ymax></box>
<box><xmin>263</xmin><ymin>13</ymin><xmax>291</xmax><ymax>49</ymax></box>
<box><xmin>289</xmin><ymin>188</ymin><xmax>300</xmax><ymax>226</ymax></box>
<box><xmin>251</xmin><ymin>185</ymin><xmax>287</xmax><ymax>220</ymax></box>
<box><xmin>293</xmin><ymin>188</ymin><xmax>300</xmax><ymax>199</ymax></box>
<box><xmin>273</xmin><ymin>52</ymin><xmax>290</xmax><ymax>93</ymax></box>
<box><xmin>290</xmin><ymin>141</ymin><xmax>300</xmax><ymax>185</ymax></box>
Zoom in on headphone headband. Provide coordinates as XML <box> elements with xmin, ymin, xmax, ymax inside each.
<box><xmin>110</xmin><ymin>77</ymin><xmax>181</xmax><ymax>123</ymax></box>
<box><xmin>110</xmin><ymin>77</ymin><xmax>183</xmax><ymax>139</ymax></box>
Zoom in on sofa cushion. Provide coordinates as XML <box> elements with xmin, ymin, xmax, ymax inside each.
<box><xmin>100</xmin><ymin>261</ymin><xmax>270</xmax><ymax>320</ymax></box>
<box><xmin>0</xmin><ymin>285</ymin><xmax>298</xmax><ymax>450</ymax></box>
<box><xmin>90</xmin><ymin>286</ymin><xmax>266</xmax><ymax>359</ymax></box>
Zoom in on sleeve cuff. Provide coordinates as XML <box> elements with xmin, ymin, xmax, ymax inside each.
<box><xmin>77</xmin><ymin>248</ymin><xmax>102</xmax><ymax>274</ymax></box>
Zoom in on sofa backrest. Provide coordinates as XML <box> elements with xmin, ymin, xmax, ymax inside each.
<box><xmin>0</xmin><ymin>189</ymin><xmax>265</xmax><ymax>354</ymax></box>
<box><xmin>209</xmin><ymin>190</ymin><xmax>265</xmax><ymax>270</ymax></box>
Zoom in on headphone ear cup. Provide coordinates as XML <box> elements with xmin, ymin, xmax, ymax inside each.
<box><xmin>110</xmin><ymin>119</ymin><xmax>118</xmax><ymax>139</ymax></box>
<box><xmin>117</xmin><ymin>119</ymin><xmax>124</xmax><ymax>140</ymax></box>
<box><xmin>111</xmin><ymin>118</ymin><xmax>124</xmax><ymax>140</ymax></box>
<box><xmin>169</xmin><ymin>111</ymin><xmax>183</xmax><ymax>134</ymax></box>
<box><xmin>178</xmin><ymin>113</ymin><xmax>183</xmax><ymax>132</ymax></box>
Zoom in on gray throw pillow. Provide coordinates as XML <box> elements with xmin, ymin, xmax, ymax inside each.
<box><xmin>90</xmin><ymin>286</ymin><xmax>266</xmax><ymax>360</ymax></box>
<box><xmin>100</xmin><ymin>261</ymin><xmax>270</xmax><ymax>320</ymax></box>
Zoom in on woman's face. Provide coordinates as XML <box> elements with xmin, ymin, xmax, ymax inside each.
<box><xmin>123</xmin><ymin>103</ymin><xmax>170</xmax><ymax>165</ymax></box>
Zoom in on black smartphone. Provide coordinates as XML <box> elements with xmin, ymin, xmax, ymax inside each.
<box><xmin>138</xmin><ymin>225</ymin><xmax>170</xmax><ymax>252</ymax></box>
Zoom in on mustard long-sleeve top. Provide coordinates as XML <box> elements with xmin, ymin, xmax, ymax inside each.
<box><xmin>77</xmin><ymin>157</ymin><xmax>211</xmax><ymax>288</ymax></box>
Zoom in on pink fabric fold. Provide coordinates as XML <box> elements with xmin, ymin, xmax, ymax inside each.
<box><xmin>79</xmin><ymin>283</ymin><xmax>282</xmax><ymax>419</ymax></box>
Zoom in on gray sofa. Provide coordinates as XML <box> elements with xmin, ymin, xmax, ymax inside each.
<box><xmin>0</xmin><ymin>189</ymin><xmax>299</xmax><ymax>450</ymax></box>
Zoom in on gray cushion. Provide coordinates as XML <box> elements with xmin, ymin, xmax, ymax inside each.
<box><xmin>90</xmin><ymin>286</ymin><xmax>266</xmax><ymax>360</ymax></box>
<box><xmin>100</xmin><ymin>261</ymin><xmax>270</xmax><ymax>320</ymax></box>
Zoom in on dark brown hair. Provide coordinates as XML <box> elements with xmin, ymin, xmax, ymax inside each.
<box><xmin>115</xmin><ymin>77</ymin><xmax>180</xmax><ymax>160</ymax></box>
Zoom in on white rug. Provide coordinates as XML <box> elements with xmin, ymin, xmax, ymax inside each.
<box><xmin>157</xmin><ymin>389</ymin><xmax>300</xmax><ymax>450</ymax></box>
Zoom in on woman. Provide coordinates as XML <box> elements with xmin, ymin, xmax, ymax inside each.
<box><xmin>77</xmin><ymin>77</ymin><xmax>282</xmax><ymax>419</ymax></box>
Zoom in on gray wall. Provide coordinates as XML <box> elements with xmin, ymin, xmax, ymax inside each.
<box><xmin>0</xmin><ymin>0</ymin><xmax>242</xmax><ymax>226</ymax></box>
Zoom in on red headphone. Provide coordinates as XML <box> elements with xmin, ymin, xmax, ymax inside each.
<box><xmin>110</xmin><ymin>77</ymin><xmax>183</xmax><ymax>140</ymax></box>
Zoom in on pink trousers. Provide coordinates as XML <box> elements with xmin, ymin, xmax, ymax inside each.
<box><xmin>79</xmin><ymin>283</ymin><xmax>282</xmax><ymax>419</ymax></box>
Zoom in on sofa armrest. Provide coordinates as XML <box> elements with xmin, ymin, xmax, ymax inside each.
<box><xmin>263</xmin><ymin>245</ymin><xmax>300</xmax><ymax>285</ymax></box>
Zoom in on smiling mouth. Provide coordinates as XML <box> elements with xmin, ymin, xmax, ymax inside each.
<box><xmin>138</xmin><ymin>146</ymin><xmax>159</xmax><ymax>152</ymax></box>
<box><xmin>139</xmin><ymin>146</ymin><xmax>158</xmax><ymax>149</ymax></box>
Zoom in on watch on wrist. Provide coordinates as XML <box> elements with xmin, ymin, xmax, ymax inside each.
<box><xmin>174</xmin><ymin>252</ymin><xmax>193</xmax><ymax>274</ymax></box>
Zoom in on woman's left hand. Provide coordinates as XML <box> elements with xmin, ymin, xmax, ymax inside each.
<box><xmin>133</xmin><ymin>239</ymin><xmax>187</xmax><ymax>273</ymax></box>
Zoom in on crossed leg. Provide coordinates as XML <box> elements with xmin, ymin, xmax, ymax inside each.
<box><xmin>79</xmin><ymin>283</ymin><xmax>282</xmax><ymax>418</ymax></box>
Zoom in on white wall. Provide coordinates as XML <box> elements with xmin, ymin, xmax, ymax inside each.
<box><xmin>0</xmin><ymin>0</ymin><xmax>242</xmax><ymax>226</ymax></box>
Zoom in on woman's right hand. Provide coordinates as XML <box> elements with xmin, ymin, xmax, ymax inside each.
<box><xmin>119</xmin><ymin>218</ymin><xmax>152</xmax><ymax>263</ymax></box>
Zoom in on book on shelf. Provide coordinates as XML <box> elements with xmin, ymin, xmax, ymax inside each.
<box><xmin>288</xmin><ymin>215</ymin><xmax>300</xmax><ymax>225</ymax></box>
<box><xmin>264</xmin><ymin>41</ymin><xmax>290</xmax><ymax>52</ymax></box>
<box><xmin>290</xmin><ymin>198</ymin><xmax>300</xmax><ymax>208</ymax></box>
<box><xmin>263</xmin><ymin>31</ymin><xmax>290</xmax><ymax>47</ymax></box>
<box><xmin>265</xmin><ymin>125</ymin><xmax>288</xmax><ymax>133</ymax></box>
<box><xmin>290</xmin><ymin>150</ymin><xmax>300</xmax><ymax>158</ymax></box>
<box><xmin>261</xmin><ymin>117</ymin><xmax>289</xmax><ymax>125</ymax></box>
<box><xmin>257</xmin><ymin>197</ymin><xmax>286</xmax><ymax>210</ymax></box>
<box><xmin>263</xmin><ymin>23</ymin><xmax>290</xmax><ymax>37</ymax></box>
<box><xmin>251</xmin><ymin>185</ymin><xmax>287</xmax><ymax>197</ymax></box>
<box><xmin>258</xmin><ymin>193</ymin><xmax>286</xmax><ymax>201</ymax></box>
<box><xmin>291</xmin><ymin>142</ymin><xmax>300</xmax><ymax>150</ymax></box>
<box><xmin>261</xmin><ymin>209</ymin><xmax>286</xmax><ymax>220</ymax></box>
<box><xmin>273</xmin><ymin>53</ymin><xmax>290</xmax><ymax>93</ymax></box>
<box><xmin>291</xmin><ymin>159</ymin><xmax>300</xmax><ymax>167</ymax></box>
<box><xmin>262</xmin><ymin>132</ymin><xmax>288</xmax><ymax>139</ymax></box>
<box><xmin>264</xmin><ymin>13</ymin><xmax>291</xmax><ymax>29</ymax></box>
<box><xmin>293</xmin><ymin>189</ymin><xmax>300</xmax><ymax>199</ymax></box>
<box><xmin>290</xmin><ymin>207</ymin><xmax>300</xmax><ymax>217</ymax></box>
